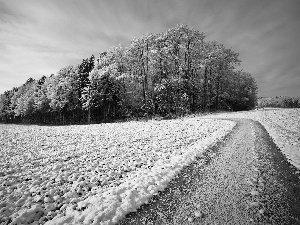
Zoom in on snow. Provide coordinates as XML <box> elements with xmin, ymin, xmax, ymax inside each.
<box><xmin>0</xmin><ymin>118</ymin><xmax>235</xmax><ymax>224</ymax></box>
<box><xmin>194</xmin><ymin>211</ymin><xmax>202</xmax><ymax>217</ymax></box>
<box><xmin>203</xmin><ymin>108</ymin><xmax>300</xmax><ymax>170</ymax></box>
<box><xmin>188</xmin><ymin>217</ymin><xmax>193</xmax><ymax>222</ymax></box>
<box><xmin>2</xmin><ymin>108</ymin><xmax>297</xmax><ymax>224</ymax></box>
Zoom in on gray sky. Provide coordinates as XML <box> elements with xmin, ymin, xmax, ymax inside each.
<box><xmin>1</xmin><ymin>0</ymin><xmax>299</xmax><ymax>97</ymax></box>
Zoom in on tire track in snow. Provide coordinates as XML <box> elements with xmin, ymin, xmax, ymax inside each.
<box><xmin>118</xmin><ymin>119</ymin><xmax>300</xmax><ymax>224</ymax></box>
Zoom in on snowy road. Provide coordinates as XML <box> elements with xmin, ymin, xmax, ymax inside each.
<box><xmin>118</xmin><ymin>119</ymin><xmax>300</xmax><ymax>224</ymax></box>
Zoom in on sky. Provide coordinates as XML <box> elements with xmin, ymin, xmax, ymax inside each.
<box><xmin>0</xmin><ymin>0</ymin><xmax>299</xmax><ymax>97</ymax></box>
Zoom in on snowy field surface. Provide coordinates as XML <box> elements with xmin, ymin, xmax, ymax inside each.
<box><xmin>0</xmin><ymin>118</ymin><xmax>235</xmax><ymax>225</ymax></box>
<box><xmin>204</xmin><ymin>108</ymin><xmax>300</xmax><ymax>170</ymax></box>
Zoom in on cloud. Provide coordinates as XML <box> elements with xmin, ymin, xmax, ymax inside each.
<box><xmin>0</xmin><ymin>0</ymin><xmax>299</xmax><ymax>97</ymax></box>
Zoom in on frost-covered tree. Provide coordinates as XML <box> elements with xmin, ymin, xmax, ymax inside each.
<box><xmin>0</xmin><ymin>25</ymin><xmax>258</xmax><ymax>124</ymax></box>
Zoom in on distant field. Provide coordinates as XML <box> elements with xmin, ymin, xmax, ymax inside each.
<box><xmin>0</xmin><ymin>118</ymin><xmax>235</xmax><ymax>225</ymax></box>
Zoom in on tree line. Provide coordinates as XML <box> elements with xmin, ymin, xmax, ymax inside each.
<box><xmin>0</xmin><ymin>25</ymin><xmax>257</xmax><ymax>124</ymax></box>
<box><xmin>258</xmin><ymin>96</ymin><xmax>300</xmax><ymax>108</ymax></box>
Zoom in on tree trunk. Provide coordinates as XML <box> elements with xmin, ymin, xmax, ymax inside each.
<box><xmin>215</xmin><ymin>63</ymin><xmax>223</xmax><ymax>111</ymax></box>
<box><xmin>209</xmin><ymin>66</ymin><xmax>213</xmax><ymax>111</ymax></box>
<box><xmin>107</xmin><ymin>103</ymin><xmax>111</xmax><ymax>121</ymax></box>
<box><xmin>72</xmin><ymin>110</ymin><xmax>75</xmax><ymax>123</ymax></box>
<box><xmin>104</xmin><ymin>104</ymin><xmax>107</xmax><ymax>122</ymax></box>
<box><xmin>59</xmin><ymin>111</ymin><xmax>62</xmax><ymax>124</ymax></box>
<box><xmin>87</xmin><ymin>108</ymin><xmax>91</xmax><ymax>124</ymax></box>
<box><xmin>216</xmin><ymin>77</ymin><xmax>220</xmax><ymax>111</ymax></box>
<box><xmin>203</xmin><ymin>66</ymin><xmax>208</xmax><ymax>111</ymax></box>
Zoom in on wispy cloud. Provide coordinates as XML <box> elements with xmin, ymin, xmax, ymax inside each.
<box><xmin>0</xmin><ymin>0</ymin><xmax>299</xmax><ymax>96</ymax></box>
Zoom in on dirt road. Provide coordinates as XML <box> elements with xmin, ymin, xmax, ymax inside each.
<box><xmin>118</xmin><ymin>119</ymin><xmax>300</xmax><ymax>224</ymax></box>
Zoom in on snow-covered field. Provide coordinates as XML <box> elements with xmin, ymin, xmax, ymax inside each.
<box><xmin>1</xmin><ymin>108</ymin><xmax>298</xmax><ymax>225</ymax></box>
<box><xmin>203</xmin><ymin>108</ymin><xmax>300</xmax><ymax>170</ymax></box>
<box><xmin>0</xmin><ymin>118</ymin><xmax>235</xmax><ymax>225</ymax></box>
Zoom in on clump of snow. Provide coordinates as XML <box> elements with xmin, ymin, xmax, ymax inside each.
<box><xmin>188</xmin><ymin>217</ymin><xmax>194</xmax><ymax>222</ymax></box>
<box><xmin>11</xmin><ymin>204</ymin><xmax>46</xmax><ymax>224</ymax></box>
<box><xmin>0</xmin><ymin>118</ymin><xmax>235</xmax><ymax>224</ymax></box>
<box><xmin>194</xmin><ymin>211</ymin><xmax>202</xmax><ymax>217</ymax></box>
<box><xmin>250</xmin><ymin>190</ymin><xmax>259</xmax><ymax>196</ymax></box>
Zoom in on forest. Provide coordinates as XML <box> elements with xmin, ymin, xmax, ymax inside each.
<box><xmin>0</xmin><ymin>25</ymin><xmax>258</xmax><ymax>124</ymax></box>
<box><xmin>257</xmin><ymin>96</ymin><xmax>300</xmax><ymax>108</ymax></box>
